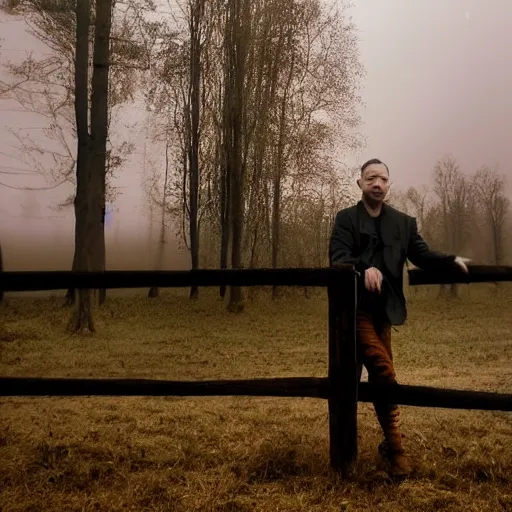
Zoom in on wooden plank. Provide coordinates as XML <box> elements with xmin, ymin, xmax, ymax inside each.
<box><xmin>0</xmin><ymin>267</ymin><xmax>354</xmax><ymax>292</ymax></box>
<box><xmin>358</xmin><ymin>382</ymin><xmax>512</xmax><ymax>411</ymax></box>
<box><xmin>0</xmin><ymin>376</ymin><xmax>329</xmax><ymax>398</ymax></box>
<box><xmin>408</xmin><ymin>265</ymin><xmax>512</xmax><ymax>285</ymax></box>
<box><xmin>1</xmin><ymin>377</ymin><xmax>510</xmax><ymax>411</ymax></box>
<box><xmin>3</xmin><ymin>264</ymin><xmax>508</xmax><ymax>293</ymax></box>
<box><xmin>328</xmin><ymin>270</ymin><xmax>358</xmax><ymax>475</ymax></box>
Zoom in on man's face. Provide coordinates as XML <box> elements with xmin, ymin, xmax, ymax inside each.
<box><xmin>358</xmin><ymin>163</ymin><xmax>390</xmax><ymax>205</ymax></box>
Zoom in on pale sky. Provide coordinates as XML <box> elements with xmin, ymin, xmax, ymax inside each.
<box><xmin>347</xmin><ymin>0</ymin><xmax>512</xmax><ymax>189</ymax></box>
<box><xmin>0</xmin><ymin>1</ymin><xmax>511</xmax><ymax>269</ymax></box>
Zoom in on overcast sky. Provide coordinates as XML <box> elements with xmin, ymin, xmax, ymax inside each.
<box><xmin>346</xmin><ymin>0</ymin><xmax>512</xmax><ymax>189</ymax></box>
<box><xmin>0</xmin><ymin>0</ymin><xmax>511</xmax><ymax>230</ymax></box>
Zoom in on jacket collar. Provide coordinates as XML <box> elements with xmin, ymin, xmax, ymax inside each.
<box><xmin>356</xmin><ymin>199</ymin><xmax>390</xmax><ymax>218</ymax></box>
<box><xmin>356</xmin><ymin>200</ymin><xmax>400</xmax><ymax>245</ymax></box>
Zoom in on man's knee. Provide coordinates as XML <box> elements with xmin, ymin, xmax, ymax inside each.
<box><xmin>368</xmin><ymin>359</ymin><xmax>396</xmax><ymax>384</ymax></box>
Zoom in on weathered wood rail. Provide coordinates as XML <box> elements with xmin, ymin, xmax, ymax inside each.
<box><xmin>1</xmin><ymin>377</ymin><xmax>510</xmax><ymax>411</ymax></box>
<box><xmin>0</xmin><ymin>267</ymin><xmax>350</xmax><ymax>291</ymax></box>
<box><xmin>1</xmin><ymin>265</ymin><xmax>511</xmax><ymax>475</ymax></box>
<box><xmin>408</xmin><ymin>264</ymin><xmax>512</xmax><ymax>285</ymax></box>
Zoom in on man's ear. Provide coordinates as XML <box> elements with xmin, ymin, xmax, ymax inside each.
<box><xmin>357</xmin><ymin>179</ymin><xmax>361</xmax><ymax>189</ymax></box>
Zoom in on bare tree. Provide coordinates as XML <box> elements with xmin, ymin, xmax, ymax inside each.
<box><xmin>65</xmin><ymin>0</ymin><xmax>113</xmax><ymax>333</ymax></box>
<box><xmin>432</xmin><ymin>155</ymin><xmax>472</xmax><ymax>298</ymax></box>
<box><xmin>0</xmin><ymin>0</ymin><xmax>142</xmax><ymax>199</ymax></box>
<box><xmin>147</xmin><ymin>137</ymin><xmax>171</xmax><ymax>298</ymax></box>
<box><xmin>224</xmin><ymin>0</ymin><xmax>251</xmax><ymax>312</ymax></box>
<box><xmin>473</xmin><ymin>166</ymin><xmax>510</xmax><ymax>265</ymax></box>
<box><xmin>142</xmin><ymin>0</ymin><xmax>220</xmax><ymax>299</ymax></box>
<box><xmin>1</xmin><ymin>0</ymin><xmax>156</xmax><ymax>307</ymax></box>
<box><xmin>70</xmin><ymin>0</ymin><xmax>95</xmax><ymax>331</ymax></box>
<box><xmin>187</xmin><ymin>0</ymin><xmax>205</xmax><ymax>299</ymax></box>
<box><xmin>141</xmin><ymin>0</ymin><xmax>363</xmax><ymax>305</ymax></box>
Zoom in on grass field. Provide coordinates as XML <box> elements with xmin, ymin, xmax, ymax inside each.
<box><xmin>1</xmin><ymin>284</ymin><xmax>511</xmax><ymax>511</ymax></box>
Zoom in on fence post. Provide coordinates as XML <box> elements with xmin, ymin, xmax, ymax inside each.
<box><xmin>328</xmin><ymin>269</ymin><xmax>358</xmax><ymax>475</ymax></box>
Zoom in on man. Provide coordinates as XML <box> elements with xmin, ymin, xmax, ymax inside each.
<box><xmin>329</xmin><ymin>158</ymin><xmax>469</xmax><ymax>478</ymax></box>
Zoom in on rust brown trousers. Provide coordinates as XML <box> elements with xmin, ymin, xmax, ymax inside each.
<box><xmin>356</xmin><ymin>310</ymin><xmax>402</xmax><ymax>452</ymax></box>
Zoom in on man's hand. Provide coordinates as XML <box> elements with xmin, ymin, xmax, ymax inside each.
<box><xmin>454</xmin><ymin>256</ymin><xmax>471</xmax><ymax>274</ymax></box>
<box><xmin>365</xmin><ymin>267</ymin><xmax>383</xmax><ymax>293</ymax></box>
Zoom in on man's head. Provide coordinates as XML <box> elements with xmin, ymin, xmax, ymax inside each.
<box><xmin>357</xmin><ymin>158</ymin><xmax>390</xmax><ymax>206</ymax></box>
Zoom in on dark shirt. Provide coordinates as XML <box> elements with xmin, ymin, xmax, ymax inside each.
<box><xmin>360</xmin><ymin>215</ymin><xmax>384</xmax><ymax>271</ymax></box>
<box><xmin>358</xmin><ymin>212</ymin><xmax>388</xmax><ymax>319</ymax></box>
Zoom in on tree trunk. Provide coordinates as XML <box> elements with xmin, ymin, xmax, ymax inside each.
<box><xmin>65</xmin><ymin>248</ymin><xmax>77</xmax><ymax>306</ymax></box>
<box><xmin>90</xmin><ymin>0</ymin><xmax>112</xmax><ymax>305</ymax></box>
<box><xmin>148</xmin><ymin>216</ymin><xmax>165</xmax><ymax>299</ymax></box>
<box><xmin>98</xmin><ymin>204</ymin><xmax>107</xmax><ymax>305</ymax></box>
<box><xmin>71</xmin><ymin>289</ymin><xmax>96</xmax><ymax>332</ymax></box>
<box><xmin>271</xmin><ymin>167</ymin><xmax>281</xmax><ymax>298</ymax></box>
<box><xmin>188</xmin><ymin>0</ymin><xmax>204</xmax><ymax>300</ymax></box>
<box><xmin>219</xmin><ymin>47</ymin><xmax>231</xmax><ymax>299</ymax></box>
<box><xmin>227</xmin><ymin>0</ymin><xmax>248</xmax><ymax>313</ymax></box>
<box><xmin>144</xmin><ymin>135</ymin><xmax>157</xmax><ymax>298</ymax></box>
<box><xmin>69</xmin><ymin>0</ymin><xmax>112</xmax><ymax>332</ymax></box>
<box><xmin>244</xmin><ymin>15</ymin><xmax>276</xmax><ymax>272</ymax></box>
<box><xmin>492</xmin><ymin>217</ymin><xmax>500</xmax><ymax>265</ymax></box>
<box><xmin>271</xmin><ymin>44</ymin><xmax>293</xmax><ymax>299</ymax></box>
<box><xmin>149</xmin><ymin>141</ymin><xmax>171</xmax><ymax>298</ymax></box>
<box><xmin>69</xmin><ymin>0</ymin><xmax>94</xmax><ymax>333</ymax></box>
<box><xmin>219</xmin><ymin>198</ymin><xmax>229</xmax><ymax>298</ymax></box>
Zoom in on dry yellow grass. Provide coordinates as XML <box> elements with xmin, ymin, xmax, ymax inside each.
<box><xmin>0</xmin><ymin>284</ymin><xmax>511</xmax><ymax>511</ymax></box>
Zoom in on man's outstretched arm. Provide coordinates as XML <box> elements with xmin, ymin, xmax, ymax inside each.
<box><xmin>407</xmin><ymin>218</ymin><xmax>469</xmax><ymax>273</ymax></box>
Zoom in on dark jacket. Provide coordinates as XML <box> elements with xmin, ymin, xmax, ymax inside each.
<box><xmin>329</xmin><ymin>201</ymin><xmax>456</xmax><ymax>325</ymax></box>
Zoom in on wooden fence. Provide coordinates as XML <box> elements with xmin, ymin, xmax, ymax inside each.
<box><xmin>1</xmin><ymin>264</ymin><xmax>511</xmax><ymax>476</ymax></box>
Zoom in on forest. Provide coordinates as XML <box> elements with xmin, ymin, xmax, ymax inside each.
<box><xmin>0</xmin><ymin>0</ymin><xmax>509</xmax><ymax>326</ymax></box>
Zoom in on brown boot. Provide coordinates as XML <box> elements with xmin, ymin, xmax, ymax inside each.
<box><xmin>375</xmin><ymin>402</ymin><xmax>412</xmax><ymax>479</ymax></box>
<box><xmin>388</xmin><ymin>449</ymin><xmax>411</xmax><ymax>478</ymax></box>
<box><xmin>378</xmin><ymin>440</ymin><xmax>412</xmax><ymax>478</ymax></box>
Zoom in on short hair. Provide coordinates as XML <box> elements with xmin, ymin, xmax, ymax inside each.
<box><xmin>361</xmin><ymin>158</ymin><xmax>389</xmax><ymax>175</ymax></box>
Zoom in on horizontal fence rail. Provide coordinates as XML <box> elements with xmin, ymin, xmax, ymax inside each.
<box><xmin>0</xmin><ymin>267</ymin><xmax>355</xmax><ymax>292</ymax></box>
<box><xmin>408</xmin><ymin>264</ymin><xmax>512</xmax><ymax>285</ymax></box>
<box><xmin>1</xmin><ymin>377</ymin><xmax>511</xmax><ymax>411</ymax></box>
<box><xmin>358</xmin><ymin>382</ymin><xmax>512</xmax><ymax>411</ymax></box>
<box><xmin>0</xmin><ymin>265</ymin><xmax>510</xmax><ymax>293</ymax></box>
<box><xmin>0</xmin><ymin>377</ymin><xmax>329</xmax><ymax>399</ymax></box>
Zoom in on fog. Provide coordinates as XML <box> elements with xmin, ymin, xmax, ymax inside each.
<box><xmin>0</xmin><ymin>10</ymin><xmax>189</xmax><ymax>272</ymax></box>
<box><xmin>0</xmin><ymin>0</ymin><xmax>511</xmax><ymax>272</ymax></box>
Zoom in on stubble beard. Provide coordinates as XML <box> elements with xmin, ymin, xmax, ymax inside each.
<box><xmin>362</xmin><ymin>190</ymin><xmax>385</xmax><ymax>209</ymax></box>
